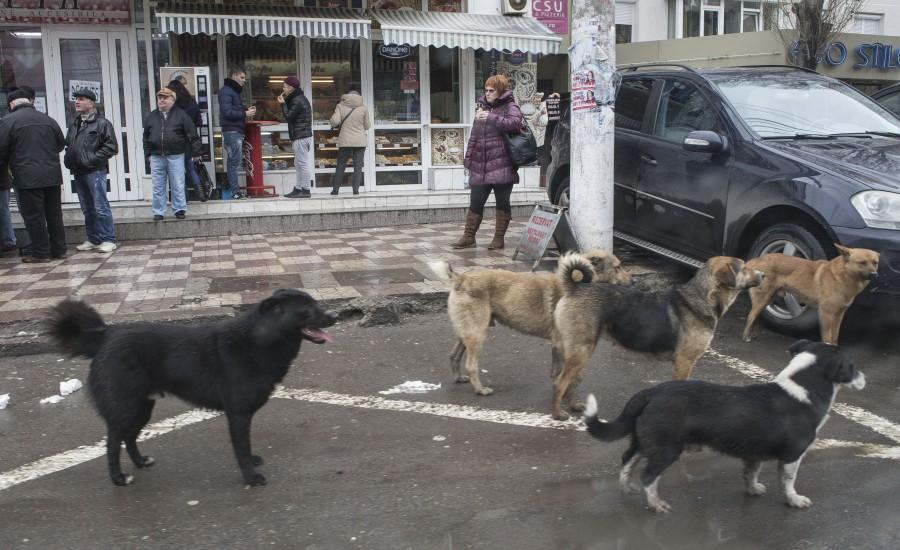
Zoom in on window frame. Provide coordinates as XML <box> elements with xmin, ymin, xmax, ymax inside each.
<box><xmin>650</xmin><ymin>77</ymin><xmax>726</xmax><ymax>144</ymax></box>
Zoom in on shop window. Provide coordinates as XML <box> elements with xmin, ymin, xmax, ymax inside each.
<box><xmin>725</xmin><ymin>1</ymin><xmax>762</xmax><ymax>34</ymax></box>
<box><xmin>0</xmin><ymin>27</ymin><xmax>46</xmax><ymax>117</ymax></box>
<box><xmin>429</xmin><ymin>48</ymin><xmax>460</xmax><ymax>124</ymax></box>
<box><xmin>226</xmin><ymin>35</ymin><xmax>297</xmax><ymax>123</ymax></box>
<box><xmin>370</xmin><ymin>0</ymin><xmax>424</xmax><ymax>8</ymax></box>
<box><xmin>428</xmin><ymin>0</ymin><xmax>462</xmax><ymax>11</ymax></box>
<box><xmin>302</xmin><ymin>0</ymin><xmax>365</xmax><ymax>7</ymax></box>
<box><xmin>851</xmin><ymin>13</ymin><xmax>884</xmax><ymax>35</ymax></box>
<box><xmin>683</xmin><ymin>0</ymin><xmax>701</xmax><ymax>38</ymax></box>
<box><xmin>170</xmin><ymin>35</ymin><xmax>218</xmax><ymax>95</ymax></box>
<box><xmin>310</xmin><ymin>39</ymin><xmax>362</xmax><ymax>124</ymax></box>
<box><xmin>373</xmin><ymin>42</ymin><xmax>421</xmax><ymax>124</ymax></box>
<box><xmin>616</xmin><ymin>25</ymin><xmax>633</xmax><ymax>44</ymax></box>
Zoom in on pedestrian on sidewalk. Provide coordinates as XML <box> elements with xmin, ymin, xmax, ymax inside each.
<box><xmin>0</xmin><ymin>87</ymin><xmax>67</xmax><ymax>263</ymax></box>
<box><xmin>143</xmin><ymin>88</ymin><xmax>201</xmax><ymax>221</ymax></box>
<box><xmin>64</xmin><ymin>89</ymin><xmax>119</xmax><ymax>254</ymax></box>
<box><xmin>455</xmin><ymin>75</ymin><xmax>522</xmax><ymax>250</ymax></box>
<box><xmin>0</xmin><ymin>163</ymin><xmax>16</xmax><ymax>257</ymax></box>
<box><xmin>329</xmin><ymin>91</ymin><xmax>369</xmax><ymax>195</ymax></box>
<box><xmin>279</xmin><ymin>76</ymin><xmax>313</xmax><ymax>198</ymax></box>
<box><xmin>167</xmin><ymin>79</ymin><xmax>206</xmax><ymax>202</ymax></box>
<box><xmin>218</xmin><ymin>67</ymin><xmax>256</xmax><ymax>200</ymax></box>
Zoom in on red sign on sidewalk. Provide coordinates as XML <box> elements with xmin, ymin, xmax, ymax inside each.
<box><xmin>532</xmin><ymin>0</ymin><xmax>568</xmax><ymax>35</ymax></box>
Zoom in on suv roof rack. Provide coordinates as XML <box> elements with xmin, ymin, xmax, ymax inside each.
<box><xmin>618</xmin><ymin>62</ymin><xmax>699</xmax><ymax>73</ymax></box>
<box><xmin>732</xmin><ymin>64</ymin><xmax>821</xmax><ymax>74</ymax></box>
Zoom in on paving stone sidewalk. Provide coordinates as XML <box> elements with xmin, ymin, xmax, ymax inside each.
<box><xmin>0</xmin><ymin>220</ymin><xmax>551</xmax><ymax>324</ymax></box>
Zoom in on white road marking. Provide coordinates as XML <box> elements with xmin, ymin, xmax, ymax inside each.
<box><xmin>0</xmin><ymin>409</ymin><xmax>220</xmax><ymax>492</ymax></box>
<box><xmin>1</xmin><ymin>348</ymin><xmax>899</xmax><ymax>493</ymax></box>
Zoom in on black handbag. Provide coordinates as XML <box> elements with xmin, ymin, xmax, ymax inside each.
<box><xmin>193</xmin><ymin>160</ymin><xmax>214</xmax><ymax>202</ymax></box>
<box><xmin>503</xmin><ymin>112</ymin><xmax>538</xmax><ymax>167</ymax></box>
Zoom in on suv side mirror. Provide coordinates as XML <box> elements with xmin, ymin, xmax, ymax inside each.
<box><xmin>683</xmin><ymin>130</ymin><xmax>728</xmax><ymax>154</ymax></box>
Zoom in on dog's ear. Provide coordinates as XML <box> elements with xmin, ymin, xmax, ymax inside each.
<box><xmin>824</xmin><ymin>355</ymin><xmax>857</xmax><ymax>384</ymax></box>
<box><xmin>835</xmin><ymin>243</ymin><xmax>852</xmax><ymax>258</ymax></box>
<box><xmin>788</xmin><ymin>339</ymin><xmax>813</xmax><ymax>355</ymax></box>
<box><xmin>259</xmin><ymin>296</ymin><xmax>284</xmax><ymax>317</ymax></box>
<box><xmin>714</xmin><ymin>259</ymin><xmax>738</xmax><ymax>288</ymax></box>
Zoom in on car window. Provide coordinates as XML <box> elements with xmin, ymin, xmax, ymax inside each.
<box><xmin>876</xmin><ymin>90</ymin><xmax>900</xmax><ymax>118</ymax></box>
<box><xmin>615</xmin><ymin>78</ymin><xmax>654</xmax><ymax>132</ymax></box>
<box><xmin>653</xmin><ymin>79</ymin><xmax>721</xmax><ymax>143</ymax></box>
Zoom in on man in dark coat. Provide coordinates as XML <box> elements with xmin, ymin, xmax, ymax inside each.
<box><xmin>278</xmin><ymin>76</ymin><xmax>313</xmax><ymax>198</ymax></box>
<box><xmin>217</xmin><ymin>67</ymin><xmax>256</xmax><ymax>200</ymax></box>
<box><xmin>0</xmin><ymin>87</ymin><xmax>67</xmax><ymax>263</ymax></box>
<box><xmin>64</xmin><ymin>88</ymin><xmax>119</xmax><ymax>253</ymax></box>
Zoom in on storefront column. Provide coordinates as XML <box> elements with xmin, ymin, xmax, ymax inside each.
<box><xmin>360</xmin><ymin>38</ymin><xmax>376</xmax><ymax>194</ymax></box>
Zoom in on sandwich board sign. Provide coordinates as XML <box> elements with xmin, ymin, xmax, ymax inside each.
<box><xmin>513</xmin><ymin>202</ymin><xmax>565</xmax><ymax>270</ymax></box>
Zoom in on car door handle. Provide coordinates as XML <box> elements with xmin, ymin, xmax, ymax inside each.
<box><xmin>641</xmin><ymin>154</ymin><xmax>658</xmax><ymax>166</ymax></box>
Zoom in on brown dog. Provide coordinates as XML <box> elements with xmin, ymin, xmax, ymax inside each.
<box><xmin>551</xmin><ymin>255</ymin><xmax>764</xmax><ymax>420</ymax></box>
<box><xmin>742</xmin><ymin>244</ymin><xmax>880</xmax><ymax>344</ymax></box>
<box><xmin>430</xmin><ymin>251</ymin><xmax>632</xmax><ymax>396</ymax></box>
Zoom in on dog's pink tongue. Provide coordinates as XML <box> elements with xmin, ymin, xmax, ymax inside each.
<box><xmin>304</xmin><ymin>328</ymin><xmax>333</xmax><ymax>343</ymax></box>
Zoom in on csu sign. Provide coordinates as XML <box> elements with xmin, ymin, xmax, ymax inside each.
<box><xmin>792</xmin><ymin>40</ymin><xmax>900</xmax><ymax>70</ymax></box>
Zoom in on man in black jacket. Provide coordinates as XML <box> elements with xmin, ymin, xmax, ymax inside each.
<box><xmin>65</xmin><ymin>89</ymin><xmax>119</xmax><ymax>253</ymax></box>
<box><xmin>0</xmin><ymin>87</ymin><xmax>67</xmax><ymax>263</ymax></box>
<box><xmin>143</xmin><ymin>88</ymin><xmax>201</xmax><ymax>220</ymax></box>
<box><xmin>278</xmin><ymin>76</ymin><xmax>313</xmax><ymax>198</ymax></box>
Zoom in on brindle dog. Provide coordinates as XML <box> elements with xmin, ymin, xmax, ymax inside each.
<box><xmin>550</xmin><ymin>255</ymin><xmax>764</xmax><ymax>420</ymax></box>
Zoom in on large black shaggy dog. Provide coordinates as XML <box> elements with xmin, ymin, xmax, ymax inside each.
<box><xmin>48</xmin><ymin>289</ymin><xmax>337</xmax><ymax>487</ymax></box>
<box><xmin>583</xmin><ymin>340</ymin><xmax>865</xmax><ymax>513</ymax></box>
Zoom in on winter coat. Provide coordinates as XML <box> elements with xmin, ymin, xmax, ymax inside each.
<box><xmin>464</xmin><ymin>90</ymin><xmax>522</xmax><ymax>186</ymax></box>
<box><xmin>329</xmin><ymin>93</ymin><xmax>370</xmax><ymax>148</ymax></box>
<box><xmin>142</xmin><ymin>107</ymin><xmax>202</xmax><ymax>158</ymax></box>
<box><xmin>176</xmin><ymin>96</ymin><xmax>203</xmax><ymax>128</ymax></box>
<box><xmin>64</xmin><ymin>112</ymin><xmax>119</xmax><ymax>175</ymax></box>
<box><xmin>282</xmin><ymin>88</ymin><xmax>312</xmax><ymax>141</ymax></box>
<box><xmin>0</xmin><ymin>103</ymin><xmax>65</xmax><ymax>189</ymax></box>
<box><xmin>218</xmin><ymin>78</ymin><xmax>248</xmax><ymax>134</ymax></box>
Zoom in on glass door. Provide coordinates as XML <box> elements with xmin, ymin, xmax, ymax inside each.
<box><xmin>47</xmin><ymin>30</ymin><xmax>140</xmax><ymax>203</ymax></box>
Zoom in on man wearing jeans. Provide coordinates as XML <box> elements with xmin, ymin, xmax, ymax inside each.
<box><xmin>278</xmin><ymin>76</ymin><xmax>312</xmax><ymax>198</ymax></box>
<box><xmin>143</xmin><ymin>88</ymin><xmax>201</xmax><ymax>220</ymax></box>
<box><xmin>217</xmin><ymin>68</ymin><xmax>256</xmax><ymax>200</ymax></box>
<box><xmin>64</xmin><ymin>89</ymin><xmax>119</xmax><ymax>253</ymax></box>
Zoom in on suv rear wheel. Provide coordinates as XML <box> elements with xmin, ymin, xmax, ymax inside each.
<box><xmin>553</xmin><ymin>176</ymin><xmax>570</xmax><ymax>208</ymax></box>
<box><xmin>747</xmin><ymin>223</ymin><xmax>829</xmax><ymax>336</ymax></box>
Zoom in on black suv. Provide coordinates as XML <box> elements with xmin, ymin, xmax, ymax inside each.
<box><xmin>547</xmin><ymin>65</ymin><xmax>900</xmax><ymax>334</ymax></box>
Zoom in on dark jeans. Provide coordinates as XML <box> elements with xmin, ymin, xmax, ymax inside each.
<box><xmin>333</xmin><ymin>147</ymin><xmax>365</xmax><ymax>192</ymax></box>
<box><xmin>469</xmin><ymin>183</ymin><xmax>514</xmax><ymax>215</ymax></box>
<box><xmin>16</xmin><ymin>186</ymin><xmax>66</xmax><ymax>259</ymax></box>
<box><xmin>74</xmin><ymin>170</ymin><xmax>116</xmax><ymax>245</ymax></box>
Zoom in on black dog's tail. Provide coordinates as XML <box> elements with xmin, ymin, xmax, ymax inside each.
<box><xmin>47</xmin><ymin>299</ymin><xmax>108</xmax><ymax>358</ymax></box>
<box><xmin>583</xmin><ymin>392</ymin><xmax>650</xmax><ymax>442</ymax></box>
<box><xmin>557</xmin><ymin>252</ymin><xmax>594</xmax><ymax>295</ymax></box>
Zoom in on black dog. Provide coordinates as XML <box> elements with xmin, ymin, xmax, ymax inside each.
<box><xmin>48</xmin><ymin>289</ymin><xmax>337</xmax><ymax>487</ymax></box>
<box><xmin>583</xmin><ymin>340</ymin><xmax>865</xmax><ymax>513</ymax></box>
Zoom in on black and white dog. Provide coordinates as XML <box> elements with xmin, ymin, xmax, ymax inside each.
<box><xmin>583</xmin><ymin>339</ymin><xmax>866</xmax><ymax>513</ymax></box>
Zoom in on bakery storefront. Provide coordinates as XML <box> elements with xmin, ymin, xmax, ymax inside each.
<box><xmin>153</xmin><ymin>0</ymin><xmax>561</xmax><ymax>196</ymax></box>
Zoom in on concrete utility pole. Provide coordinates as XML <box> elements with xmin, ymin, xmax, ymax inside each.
<box><xmin>568</xmin><ymin>0</ymin><xmax>617</xmax><ymax>252</ymax></box>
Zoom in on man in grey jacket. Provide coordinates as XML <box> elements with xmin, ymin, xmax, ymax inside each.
<box><xmin>64</xmin><ymin>89</ymin><xmax>119</xmax><ymax>253</ymax></box>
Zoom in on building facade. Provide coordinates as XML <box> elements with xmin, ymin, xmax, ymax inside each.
<box><xmin>0</xmin><ymin>0</ymin><xmax>563</xmax><ymax>203</ymax></box>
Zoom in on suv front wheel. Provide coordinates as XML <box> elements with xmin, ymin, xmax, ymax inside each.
<box><xmin>747</xmin><ymin>223</ymin><xmax>829</xmax><ymax>336</ymax></box>
<box><xmin>553</xmin><ymin>176</ymin><xmax>570</xmax><ymax>208</ymax></box>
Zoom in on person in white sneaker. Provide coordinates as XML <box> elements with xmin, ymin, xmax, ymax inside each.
<box><xmin>65</xmin><ymin>89</ymin><xmax>119</xmax><ymax>254</ymax></box>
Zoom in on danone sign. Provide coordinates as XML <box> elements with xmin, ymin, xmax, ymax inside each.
<box><xmin>378</xmin><ymin>44</ymin><xmax>413</xmax><ymax>59</ymax></box>
<box><xmin>0</xmin><ymin>1</ymin><xmax>130</xmax><ymax>25</ymax></box>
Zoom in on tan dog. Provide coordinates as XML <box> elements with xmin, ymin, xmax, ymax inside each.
<box><xmin>430</xmin><ymin>251</ymin><xmax>632</xmax><ymax>396</ymax></box>
<box><xmin>551</xmin><ymin>255</ymin><xmax>763</xmax><ymax>420</ymax></box>
<box><xmin>742</xmin><ymin>244</ymin><xmax>880</xmax><ymax>344</ymax></box>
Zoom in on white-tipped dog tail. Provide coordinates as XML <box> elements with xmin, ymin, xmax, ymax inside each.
<box><xmin>428</xmin><ymin>260</ymin><xmax>455</xmax><ymax>281</ymax></box>
<box><xmin>584</xmin><ymin>393</ymin><xmax>598</xmax><ymax>418</ymax></box>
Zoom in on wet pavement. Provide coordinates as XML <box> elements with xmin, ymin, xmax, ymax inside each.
<box><xmin>1</xmin><ymin>300</ymin><xmax>899</xmax><ymax>549</ymax></box>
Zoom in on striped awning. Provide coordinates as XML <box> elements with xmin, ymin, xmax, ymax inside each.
<box><xmin>372</xmin><ymin>10</ymin><xmax>561</xmax><ymax>55</ymax></box>
<box><xmin>156</xmin><ymin>2</ymin><xmax>370</xmax><ymax>39</ymax></box>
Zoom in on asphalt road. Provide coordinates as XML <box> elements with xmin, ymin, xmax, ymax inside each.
<box><xmin>1</xmin><ymin>297</ymin><xmax>898</xmax><ymax>550</ymax></box>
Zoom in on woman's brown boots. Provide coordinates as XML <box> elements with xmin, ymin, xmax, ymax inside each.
<box><xmin>487</xmin><ymin>211</ymin><xmax>512</xmax><ymax>250</ymax></box>
<box><xmin>452</xmin><ymin>211</ymin><xmax>482</xmax><ymax>249</ymax></box>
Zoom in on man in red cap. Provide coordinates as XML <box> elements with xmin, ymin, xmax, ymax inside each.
<box><xmin>278</xmin><ymin>76</ymin><xmax>313</xmax><ymax>198</ymax></box>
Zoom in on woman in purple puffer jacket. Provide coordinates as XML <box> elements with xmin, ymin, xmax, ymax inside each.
<box><xmin>454</xmin><ymin>74</ymin><xmax>523</xmax><ymax>250</ymax></box>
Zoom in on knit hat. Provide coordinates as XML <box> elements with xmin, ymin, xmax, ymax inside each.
<box><xmin>7</xmin><ymin>88</ymin><xmax>31</xmax><ymax>104</ymax></box>
<box><xmin>284</xmin><ymin>76</ymin><xmax>301</xmax><ymax>89</ymax></box>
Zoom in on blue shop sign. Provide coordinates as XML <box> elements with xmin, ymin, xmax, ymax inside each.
<box><xmin>792</xmin><ymin>40</ymin><xmax>900</xmax><ymax>70</ymax></box>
